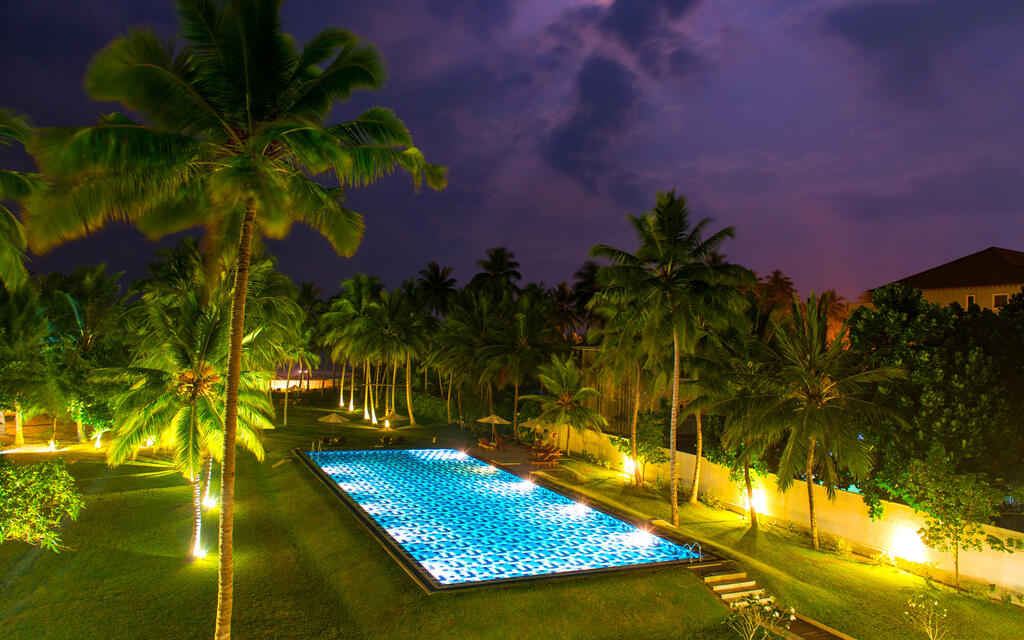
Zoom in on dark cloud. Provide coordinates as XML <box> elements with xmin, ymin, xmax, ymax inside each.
<box><xmin>599</xmin><ymin>0</ymin><xmax>700</xmax><ymax>48</ymax></box>
<box><xmin>425</xmin><ymin>0</ymin><xmax>513</xmax><ymax>38</ymax></box>
<box><xmin>823</xmin><ymin>0</ymin><xmax>1024</xmax><ymax>105</ymax></box>
<box><xmin>541</xmin><ymin>55</ymin><xmax>641</xmax><ymax>191</ymax></box>
<box><xmin>828</xmin><ymin>158</ymin><xmax>1024</xmax><ymax>220</ymax></box>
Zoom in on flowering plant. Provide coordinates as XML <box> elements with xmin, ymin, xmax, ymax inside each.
<box><xmin>727</xmin><ymin>595</ymin><xmax>796</xmax><ymax>640</ymax></box>
<box><xmin>904</xmin><ymin>594</ymin><xmax>948</xmax><ymax>640</ymax></box>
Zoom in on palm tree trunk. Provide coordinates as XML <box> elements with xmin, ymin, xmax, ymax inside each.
<box><xmin>349</xmin><ymin>361</ymin><xmax>355</xmax><ymax>412</ymax></box>
<box><xmin>338</xmin><ymin>361</ymin><xmax>345</xmax><ymax>407</ymax></box>
<box><xmin>406</xmin><ymin>353</ymin><xmax>416</xmax><ymax>426</ymax></box>
<box><xmin>744</xmin><ymin>462</ymin><xmax>758</xmax><ymax>528</ymax></box>
<box><xmin>689</xmin><ymin>411</ymin><xmax>703</xmax><ymax>504</ymax></box>
<box><xmin>201</xmin><ymin>456</ymin><xmax>213</xmax><ymax>504</ymax></box>
<box><xmin>283</xmin><ymin>359</ymin><xmax>292</xmax><ymax>427</ymax></box>
<box><xmin>0</xmin><ymin>408</ymin><xmax>6</xmax><ymax>437</ymax></box>
<box><xmin>190</xmin><ymin>472</ymin><xmax>203</xmax><ymax>558</ymax></box>
<box><xmin>512</xmin><ymin>381</ymin><xmax>519</xmax><ymax>442</ymax></box>
<box><xmin>954</xmin><ymin>543</ymin><xmax>960</xmax><ymax>589</ymax></box>
<box><xmin>806</xmin><ymin>436</ymin><xmax>819</xmax><ymax>551</ymax></box>
<box><xmin>438</xmin><ymin>370</ymin><xmax>444</xmax><ymax>398</ymax></box>
<box><xmin>631</xmin><ymin>365</ymin><xmax>641</xmax><ymax>485</ymax></box>
<box><xmin>389</xmin><ymin>358</ymin><xmax>397</xmax><ymax>414</ymax></box>
<box><xmin>14</xmin><ymin>400</ymin><xmax>24</xmax><ymax>447</ymax></box>
<box><xmin>669</xmin><ymin>326</ymin><xmax>681</xmax><ymax>526</ymax></box>
<box><xmin>446</xmin><ymin>374</ymin><xmax>453</xmax><ymax>424</ymax></box>
<box><xmin>214</xmin><ymin>196</ymin><xmax>257</xmax><ymax>640</ymax></box>
<box><xmin>77</xmin><ymin>419</ymin><xmax>86</xmax><ymax>444</ymax></box>
<box><xmin>362</xmin><ymin>360</ymin><xmax>370</xmax><ymax>420</ymax></box>
<box><xmin>565</xmin><ymin>423</ymin><xmax>572</xmax><ymax>455</ymax></box>
<box><xmin>51</xmin><ymin>416</ymin><xmax>57</xmax><ymax>445</ymax></box>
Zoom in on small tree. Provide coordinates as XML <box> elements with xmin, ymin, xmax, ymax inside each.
<box><xmin>726</xmin><ymin>595</ymin><xmax>795</xmax><ymax>640</ymax></box>
<box><xmin>0</xmin><ymin>457</ymin><xmax>84</xmax><ymax>551</ymax></box>
<box><xmin>903</xmin><ymin>449</ymin><xmax>1006</xmax><ymax>588</ymax></box>
<box><xmin>612</xmin><ymin>411</ymin><xmax>668</xmax><ymax>485</ymax></box>
<box><xmin>904</xmin><ymin>595</ymin><xmax>948</xmax><ymax>640</ymax></box>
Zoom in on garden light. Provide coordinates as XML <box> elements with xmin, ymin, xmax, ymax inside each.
<box><xmin>891</xmin><ymin>525</ymin><xmax>928</xmax><ymax>563</ymax></box>
<box><xmin>202</xmin><ymin>495</ymin><xmax>219</xmax><ymax>509</ymax></box>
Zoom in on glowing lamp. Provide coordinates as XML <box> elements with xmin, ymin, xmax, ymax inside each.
<box><xmin>47</xmin><ymin>440</ymin><xmax>57</xmax><ymax>452</ymax></box>
<box><xmin>202</xmin><ymin>495</ymin><xmax>219</xmax><ymax>509</ymax></box>
<box><xmin>891</xmin><ymin>525</ymin><xmax>928</xmax><ymax>563</ymax></box>
<box><xmin>741</xmin><ymin>487</ymin><xmax>769</xmax><ymax>517</ymax></box>
<box><xmin>621</xmin><ymin>456</ymin><xmax>636</xmax><ymax>479</ymax></box>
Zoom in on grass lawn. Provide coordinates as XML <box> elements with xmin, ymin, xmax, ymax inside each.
<box><xmin>540</xmin><ymin>461</ymin><xmax>1024</xmax><ymax>640</ymax></box>
<box><xmin>0</xmin><ymin>403</ymin><xmax>728</xmax><ymax>640</ymax></box>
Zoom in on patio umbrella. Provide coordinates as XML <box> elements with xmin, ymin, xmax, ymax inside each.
<box><xmin>476</xmin><ymin>414</ymin><xmax>511</xmax><ymax>442</ymax></box>
<box><xmin>317</xmin><ymin>413</ymin><xmax>349</xmax><ymax>424</ymax></box>
<box><xmin>382</xmin><ymin>410</ymin><xmax>407</xmax><ymax>429</ymax></box>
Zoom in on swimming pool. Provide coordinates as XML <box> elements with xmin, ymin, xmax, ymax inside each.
<box><xmin>301</xmin><ymin>448</ymin><xmax>700</xmax><ymax>590</ymax></box>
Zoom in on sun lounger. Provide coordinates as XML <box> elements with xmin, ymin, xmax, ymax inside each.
<box><xmin>478</xmin><ymin>437</ymin><xmax>495</xmax><ymax>450</ymax></box>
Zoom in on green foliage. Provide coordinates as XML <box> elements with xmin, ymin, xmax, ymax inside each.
<box><xmin>726</xmin><ymin>595</ymin><xmax>795</xmax><ymax>640</ymax></box>
<box><xmin>612</xmin><ymin>411</ymin><xmax>668</xmax><ymax>481</ymax></box>
<box><xmin>0</xmin><ymin>457</ymin><xmax>84</xmax><ymax>551</ymax></box>
<box><xmin>395</xmin><ymin>391</ymin><xmax>447</xmax><ymax>425</ymax></box>
<box><xmin>849</xmin><ymin>284</ymin><xmax>1024</xmax><ymax>516</ymax></box>
<box><xmin>904</xmin><ymin>594</ymin><xmax>949</xmax><ymax>640</ymax></box>
<box><xmin>903</xmin><ymin>448</ymin><xmax>1007</xmax><ymax>580</ymax></box>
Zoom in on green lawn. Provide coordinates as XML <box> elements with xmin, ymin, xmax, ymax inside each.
<box><xmin>540</xmin><ymin>462</ymin><xmax>1024</xmax><ymax>640</ymax></box>
<box><xmin>0</xmin><ymin>404</ymin><xmax>728</xmax><ymax>640</ymax></box>
<box><xmin>3</xmin><ymin>400</ymin><xmax>1022</xmax><ymax>639</ymax></box>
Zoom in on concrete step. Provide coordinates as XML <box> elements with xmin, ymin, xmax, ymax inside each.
<box><xmin>719</xmin><ymin>587</ymin><xmax>766</xmax><ymax>602</ymax></box>
<box><xmin>713</xmin><ymin>580</ymin><xmax>757</xmax><ymax>592</ymax></box>
<box><xmin>686</xmin><ymin>560</ymin><xmax>727</xmax><ymax>570</ymax></box>
<box><xmin>704</xmin><ymin>571</ymin><xmax>748</xmax><ymax>584</ymax></box>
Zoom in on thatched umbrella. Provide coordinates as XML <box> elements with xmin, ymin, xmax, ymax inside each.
<box><xmin>476</xmin><ymin>414</ymin><xmax>511</xmax><ymax>442</ymax></box>
<box><xmin>317</xmin><ymin>413</ymin><xmax>349</xmax><ymax>424</ymax></box>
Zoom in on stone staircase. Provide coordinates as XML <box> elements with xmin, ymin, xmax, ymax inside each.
<box><xmin>687</xmin><ymin>558</ymin><xmax>773</xmax><ymax>606</ymax></box>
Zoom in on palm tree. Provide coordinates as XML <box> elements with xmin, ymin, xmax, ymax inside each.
<box><xmin>481</xmin><ymin>292</ymin><xmax>563</xmax><ymax>439</ymax></box>
<box><xmin>417</xmin><ymin>261</ymin><xmax>457</xmax><ymax>316</ymax></box>
<box><xmin>0</xmin><ymin>109</ymin><xmax>36</xmax><ymax>288</ymax></box>
<box><xmin>572</xmin><ymin>260</ymin><xmax>602</xmax><ymax>333</ymax></box>
<box><xmin>547</xmin><ymin>282</ymin><xmax>582</xmax><ymax>338</ymax></box>
<box><xmin>322</xmin><ymin>274</ymin><xmax>384</xmax><ymax>416</ymax></box>
<box><xmin>104</xmin><ymin>294</ymin><xmax>270</xmax><ymax>559</ymax></box>
<box><xmin>0</xmin><ymin>284</ymin><xmax>48</xmax><ymax>446</ymax></box>
<box><xmin>470</xmin><ymin>247</ymin><xmax>521</xmax><ymax>293</ymax></box>
<box><xmin>24</xmin><ymin>4</ymin><xmax>445</xmax><ymax>635</ymax></box>
<box><xmin>592</xmin><ymin>191</ymin><xmax>749</xmax><ymax>525</ymax></box>
<box><xmin>523</xmin><ymin>355</ymin><xmax>607</xmax><ymax>455</ymax></box>
<box><xmin>725</xmin><ymin>294</ymin><xmax>902</xmax><ymax>549</ymax></box>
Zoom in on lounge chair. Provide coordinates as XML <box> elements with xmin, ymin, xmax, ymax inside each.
<box><xmin>478</xmin><ymin>437</ymin><xmax>495</xmax><ymax>450</ymax></box>
<box><xmin>495</xmin><ymin>436</ymin><xmax>506</xmax><ymax>451</ymax></box>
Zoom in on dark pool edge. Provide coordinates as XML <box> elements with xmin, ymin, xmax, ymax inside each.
<box><xmin>292</xmin><ymin>447</ymin><xmax>708</xmax><ymax>595</ymax></box>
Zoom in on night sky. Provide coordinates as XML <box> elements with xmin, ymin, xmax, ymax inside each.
<box><xmin>2</xmin><ymin>0</ymin><xmax>1024</xmax><ymax>299</ymax></box>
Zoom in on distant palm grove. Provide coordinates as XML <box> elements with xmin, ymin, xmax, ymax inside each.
<box><xmin>2</xmin><ymin>2</ymin><xmax>1023</xmax><ymax>640</ymax></box>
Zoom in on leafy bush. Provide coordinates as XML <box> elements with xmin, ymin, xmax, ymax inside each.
<box><xmin>819</xmin><ymin>532</ymin><xmax>852</xmax><ymax>555</ymax></box>
<box><xmin>699</xmin><ymin>489</ymin><xmax>725</xmax><ymax>511</ymax></box>
<box><xmin>395</xmin><ymin>391</ymin><xmax>449</xmax><ymax>425</ymax></box>
<box><xmin>904</xmin><ymin>594</ymin><xmax>948</xmax><ymax>640</ymax></box>
<box><xmin>0</xmin><ymin>457</ymin><xmax>84</xmax><ymax>551</ymax></box>
<box><xmin>726</xmin><ymin>595</ymin><xmax>795</xmax><ymax>640</ymax></box>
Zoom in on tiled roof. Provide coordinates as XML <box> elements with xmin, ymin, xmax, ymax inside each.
<box><xmin>894</xmin><ymin>247</ymin><xmax>1024</xmax><ymax>290</ymax></box>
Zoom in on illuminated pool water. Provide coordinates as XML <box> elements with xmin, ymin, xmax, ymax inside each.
<box><xmin>304</xmin><ymin>448</ymin><xmax>699</xmax><ymax>587</ymax></box>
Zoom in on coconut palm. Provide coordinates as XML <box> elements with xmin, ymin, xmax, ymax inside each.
<box><xmin>417</xmin><ymin>261</ymin><xmax>457</xmax><ymax>316</ymax></box>
<box><xmin>0</xmin><ymin>284</ymin><xmax>48</xmax><ymax>446</ymax></box>
<box><xmin>0</xmin><ymin>109</ymin><xmax>37</xmax><ymax>288</ymax></box>
<box><xmin>470</xmin><ymin>247</ymin><xmax>521</xmax><ymax>293</ymax></box>
<box><xmin>104</xmin><ymin>294</ymin><xmax>271</xmax><ymax>559</ymax></box>
<box><xmin>481</xmin><ymin>292</ymin><xmax>564</xmax><ymax>439</ymax></box>
<box><xmin>322</xmin><ymin>274</ymin><xmax>384</xmax><ymax>415</ymax></box>
<box><xmin>592</xmin><ymin>191</ymin><xmax>749</xmax><ymax>525</ymax></box>
<box><xmin>523</xmin><ymin>355</ymin><xmax>607</xmax><ymax>455</ymax></box>
<box><xmin>722</xmin><ymin>294</ymin><xmax>903</xmax><ymax>549</ymax></box>
<box><xmin>24</xmin><ymin>4</ymin><xmax>444</xmax><ymax>633</ymax></box>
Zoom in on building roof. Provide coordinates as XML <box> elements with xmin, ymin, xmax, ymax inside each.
<box><xmin>895</xmin><ymin>247</ymin><xmax>1024</xmax><ymax>290</ymax></box>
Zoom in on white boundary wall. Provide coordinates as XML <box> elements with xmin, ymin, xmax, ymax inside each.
<box><xmin>565</xmin><ymin>428</ymin><xmax>1024</xmax><ymax>594</ymax></box>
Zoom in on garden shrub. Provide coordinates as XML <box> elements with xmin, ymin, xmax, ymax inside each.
<box><xmin>0</xmin><ymin>456</ymin><xmax>84</xmax><ymax>551</ymax></box>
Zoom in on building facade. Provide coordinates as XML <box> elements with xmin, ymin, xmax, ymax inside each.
<box><xmin>888</xmin><ymin>246</ymin><xmax>1024</xmax><ymax>311</ymax></box>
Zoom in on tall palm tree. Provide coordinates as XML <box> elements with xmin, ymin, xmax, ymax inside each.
<box><xmin>0</xmin><ymin>284</ymin><xmax>47</xmax><ymax>446</ymax></box>
<box><xmin>572</xmin><ymin>260</ymin><xmax>603</xmax><ymax>333</ymax></box>
<box><xmin>0</xmin><ymin>109</ymin><xmax>37</xmax><ymax>288</ymax></box>
<box><xmin>322</xmin><ymin>274</ymin><xmax>384</xmax><ymax>415</ymax></box>
<box><xmin>481</xmin><ymin>292</ymin><xmax>564</xmax><ymax>439</ymax></box>
<box><xmin>724</xmin><ymin>294</ymin><xmax>902</xmax><ymax>549</ymax></box>
<box><xmin>523</xmin><ymin>355</ymin><xmax>607</xmax><ymax>455</ymax></box>
<box><xmin>592</xmin><ymin>191</ymin><xmax>749</xmax><ymax>525</ymax></box>
<box><xmin>417</xmin><ymin>261</ymin><xmax>457</xmax><ymax>316</ymax></box>
<box><xmin>24</xmin><ymin>4</ymin><xmax>444</xmax><ymax>635</ymax></box>
<box><xmin>470</xmin><ymin>247</ymin><xmax>521</xmax><ymax>293</ymax></box>
<box><xmin>104</xmin><ymin>293</ymin><xmax>270</xmax><ymax>559</ymax></box>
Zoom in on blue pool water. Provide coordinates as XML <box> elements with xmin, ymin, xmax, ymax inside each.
<box><xmin>306</xmin><ymin>448</ymin><xmax>699</xmax><ymax>586</ymax></box>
